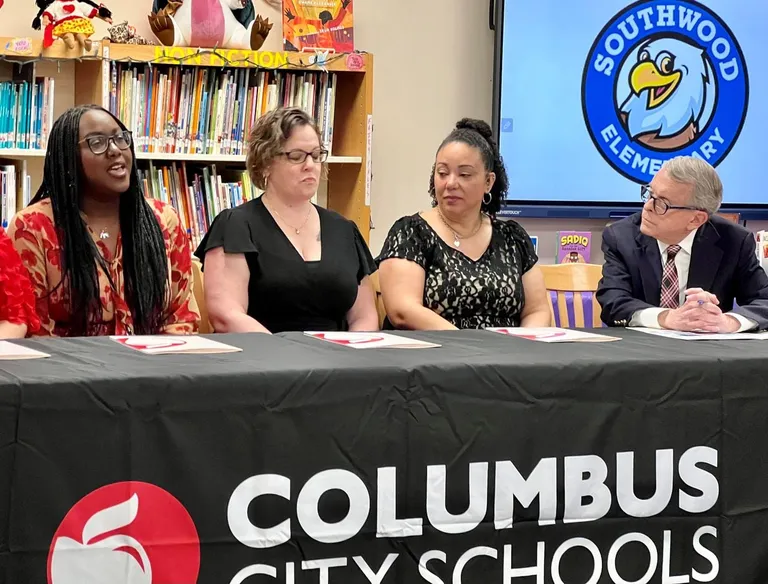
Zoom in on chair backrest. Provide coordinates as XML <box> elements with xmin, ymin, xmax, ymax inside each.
<box><xmin>369</xmin><ymin>272</ymin><xmax>386</xmax><ymax>329</ymax></box>
<box><xmin>191</xmin><ymin>259</ymin><xmax>213</xmax><ymax>334</ymax></box>
<box><xmin>539</xmin><ymin>263</ymin><xmax>604</xmax><ymax>328</ymax></box>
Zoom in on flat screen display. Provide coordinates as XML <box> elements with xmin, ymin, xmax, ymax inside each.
<box><xmin>495</xmin><ymin>0</ymin><xmax>767</xmax><ymax>216</ymax></box>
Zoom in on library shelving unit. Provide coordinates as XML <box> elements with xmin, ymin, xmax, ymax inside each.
<box><xmin>0</xmin><ymin>38</ymin><xmax>373</xmax><ymax>241</ymax></box>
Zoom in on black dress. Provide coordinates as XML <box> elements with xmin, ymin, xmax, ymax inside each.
<box><xmin>194</xmin><ymin>198</ymin><xmax>376</xmax><ymax>333</ymax></box>
<box><xmin>376</xmin><ymin>214</ymin><xmax>538</xmax><ymax>329</ymax></box>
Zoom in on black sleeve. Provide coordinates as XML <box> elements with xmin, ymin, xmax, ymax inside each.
<box><xmin>596</xmin><ymin>224</ymin><xmax>653</xmax><ymax>325</ymax></box>
<box><xmin>193</xmin><ymin>208</ymin><xmax>259</xmax><ymax>267</ymax></box>
<box><xmin>501</xmin><ymin>219</ymin><xmax>538</xmax><ymax>274</ymax></box>
<box><xmin>732</xmin><ymin>230</ymin><xmax>768</xmax><ymax>330</ymax></box>
<box><xmin>352</xmin><ymin>222</ymin><xmax>377</xmax><ymax>283</ymax></box>
<box><xmin>376</xmin><ymin>215</ymin><xmax>432</xmax><ymax>270</ymax></box>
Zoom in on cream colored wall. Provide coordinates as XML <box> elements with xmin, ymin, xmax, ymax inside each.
<box><xmin>0</xmin><ymin>0</ymin><xmax>495</xmax><ymax>254</ymax></box>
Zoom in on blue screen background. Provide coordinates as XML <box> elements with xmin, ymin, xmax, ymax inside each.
<box><xmin>498</xmin><ymin>0</ymin><xmax>768</xmax><ymax>206</ymax></box>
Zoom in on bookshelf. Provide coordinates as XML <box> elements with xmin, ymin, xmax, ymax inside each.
<box><xmin>0</xmin><ymin>38</ymin><xmax>373</xmax><ymax>242</ymax></box>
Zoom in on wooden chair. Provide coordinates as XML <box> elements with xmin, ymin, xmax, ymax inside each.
<box><xmin>539</xmin><ymin>263</ymin><xmax>604</xmax><ymax>329</ymax></box>
<box><xmin>369</xmin><ymin>272</ymin><xmax>387</xmax><ymax>329</ymax></box>
<box><xmin>191</xmin><ymin>259</ymin><xmax>213</xmax><ymax>334</ymax></box>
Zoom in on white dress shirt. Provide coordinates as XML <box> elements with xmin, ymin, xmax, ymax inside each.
<box><xmin>630</xmin><ymin>228</ymin><xmax>757</xmax><ymax>331</ymax></box>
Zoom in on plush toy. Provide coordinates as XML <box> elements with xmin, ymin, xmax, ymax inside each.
<box><xmin>148</xmin><ymin>0</ymin><xmax>276</xmax><ymax>51</ymax></box>
<box><xmin>32</xmin><ymin>0</ymin><xmax>113</xmax><ymax>51</ymax></box>
<box><xmin>105</xmin><ymin>20</ymin><xmax>155</xmax><ymax>44</ymax></box>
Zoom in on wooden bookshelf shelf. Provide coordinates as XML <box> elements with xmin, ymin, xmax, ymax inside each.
<box><xmin>0</xmin><ymin>149</ymin><xmax>46</xmax><ymax>158</ymax></box>
<box><xmin>0</xmin><ymin>150</ymin><xmax>363</xmax><ymax>164</ymax></box>
<box><xmin>133</xmin><ymin>153</ymin><xmax>362</xmax><ymax>164</ymax></box>
<box><xmin>0</xmin><ymin>37</ymin><xmax>374</xmax><ymax>241</ymax></box>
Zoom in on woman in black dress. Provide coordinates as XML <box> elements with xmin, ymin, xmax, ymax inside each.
<box><xmin>195</xmin><ymin>107</ymin><xmax>379</xmax><ymax>333</ymax></box>
<box><xmin>377</xmin><ymin>118</ymin><xmax>551</xmax><ymax>330</ymax></box>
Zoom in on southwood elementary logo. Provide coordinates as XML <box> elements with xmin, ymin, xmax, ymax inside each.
<box><xmin>582</xmin><ymin>0</ymin><xmax>748</xmax><ymax>183</ymax></box>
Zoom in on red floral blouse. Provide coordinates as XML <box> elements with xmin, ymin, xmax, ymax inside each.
<box><xmin>0</xmin><ymin>225</ymin><xmax>40</xmax><ymax>334</ymax></box>
<box><xmin>7</xmin><ymin>198</ymin><xmax>200</xmax><ymax>337</ymax></box>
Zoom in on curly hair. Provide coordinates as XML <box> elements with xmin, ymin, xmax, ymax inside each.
<box><xmin>429</xmin><ymin>118</ymin><xmax>509</xmax><ymax>215</ymax></box>
<box><xmin>246</xmin><ymin>107</ymin><xmax>323</xmax><ymax>190</ymax></box>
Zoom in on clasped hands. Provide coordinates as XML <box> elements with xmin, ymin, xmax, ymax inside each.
<box><xmin>658</xmin><ymin>287</ymin><xmax>740</xmax><ymax>334</ymax></box>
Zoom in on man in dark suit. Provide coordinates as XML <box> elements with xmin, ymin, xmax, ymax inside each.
<box><xmin>597</xmin><ymin>156</ymin><xmax>768</xmax><ymax>333</ymax></box>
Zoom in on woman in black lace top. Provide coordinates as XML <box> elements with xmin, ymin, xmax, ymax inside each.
<box><xmin>376</xmin><ymin>118</ymin><xmax>551</xmax><ymax>330</ymax></box>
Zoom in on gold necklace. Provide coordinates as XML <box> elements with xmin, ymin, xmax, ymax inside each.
<box><xmin>265</xmin><ymin>197</ymin><xmax>312</xmax><ymax>234</ymax></box>
<box><xmin>437</xmin><ymin>207</ymin><xmax>484</xmax><ymax>248</ymax></box>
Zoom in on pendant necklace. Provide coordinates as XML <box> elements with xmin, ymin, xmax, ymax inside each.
<box><xmin>99</xmin><ymin>228</ymin><xmax>110</xmax><ymax>240</ymax></box>
<box><xmin>266</xmin><ymin>198</ymin><xmax>312</xmax><ymax>234</ymax></box>
<box><xmin>437</xmin><ymin>207</ymin><xmax>484</xmax><ymax>248</ymax></box>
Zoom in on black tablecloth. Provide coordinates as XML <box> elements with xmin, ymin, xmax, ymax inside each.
<box><xmin>1</xmin><ymin>329</ymin><xmax>767</xmax><ymax>583</ymax></box>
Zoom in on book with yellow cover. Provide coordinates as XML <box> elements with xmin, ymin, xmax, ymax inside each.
<box><xmin>283</xmin><ymin>0</ymin><xmax>354</xmax><ymax>53</ymax></box>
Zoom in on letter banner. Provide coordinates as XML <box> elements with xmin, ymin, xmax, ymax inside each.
<box><xmin>1</xmin><ymin>332</ymin><xmax>767</xmax><ymax>583</ymax></box>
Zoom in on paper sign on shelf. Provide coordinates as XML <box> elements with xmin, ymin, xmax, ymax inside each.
<box><xmin>304</xmin><ymin>331</ymin><xmax>440</xmax><ymax>349</ymax></box>
<box><xmin>111</xmin><ymin>336</ymin><xmax>242</xmax><ymax>355</ymax></box>
<box><xmin>365</xmin><ymin>114</ymin><xmax>373</xmax><ymax>206</ymax></box>
<box><xmin>487</xmin><ymin>327</ymin><xmax>620</xmax><ymax>343</ymax></box>
<box><xmin>0</xmin><ymin>341</ymin><xmax>50</xmax><ymax>360</ymax></box>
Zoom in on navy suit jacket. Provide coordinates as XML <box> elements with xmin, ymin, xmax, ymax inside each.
<box><xmin>597</xmin><ymin>212</ymin><xmax>768</xmax><ymax>329</ymax></box>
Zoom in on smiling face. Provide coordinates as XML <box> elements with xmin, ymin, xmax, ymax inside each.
<box><xmin>78</xmin><ymin>109</ymin><xmax>133</xmax><ymax>198</ymax></box>
<box><xmin>433</xmin><ymin>142</ymin><xmax>495</xmax><ymax>217</ymax></box>
<box><xmin>265</xmin><ymin>124</ymin><xmax>323</xmax><ymax>203</ymax></box>
<box><xmin>630</xmin><ymin>48</ymin><xmax>682</xmax><ymax>109</ymax></box>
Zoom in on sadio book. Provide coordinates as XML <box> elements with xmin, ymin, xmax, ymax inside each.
<box><xmin>283</xmin><ymin>0</ymin><xmax>354</xmax><ymax>53</ymax></box>
<box><xmin>556</xmin><ymin>231</ymin><xmax>592</xmax><ymax>264</ymax></box>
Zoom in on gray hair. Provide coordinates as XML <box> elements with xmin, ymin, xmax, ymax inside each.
<box><xmin>662</xmin><ymin>156</ymin><xmax>723</xmax><ymax>215</ymax></box>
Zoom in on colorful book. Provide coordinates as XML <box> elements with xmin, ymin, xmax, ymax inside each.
<box><xmin>556</xmin><ymin>231</ymin><xmax>592</xmax><ymax>264</ymax></box>
<box><xmin>283</xmin><ymin>0</ymin><xmax>354</xmax><ymax>53</ymax></box>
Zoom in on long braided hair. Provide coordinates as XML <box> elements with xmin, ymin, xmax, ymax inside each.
<box><xmin>30</xmin><ymin>105</ymin><xmax>169</xmax><ymax>336</ymax></box>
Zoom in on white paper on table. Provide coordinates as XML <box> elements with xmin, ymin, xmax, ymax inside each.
<box><xmin>304</xmin><ymin>331</ymin><xmax>440</xmax><ymax>349</ymax></box>
<box><xmin>630</xmin><ymin>328</ymin><xmax>768</xmax><ymax>341</ymax></box>
<box><xmin>0</xmin><ymin>340</ymin><xmax>50</xmax><ymax>360</ymax></box>
<box><xmin>486</xmin><ymin>327</ymin><xmax>621</xmax><ymax>343</ymax></box>
<box><xmin>110</xmin><ymin>335</ymin><xmax>242</xmax><ymax>355</ymax></box>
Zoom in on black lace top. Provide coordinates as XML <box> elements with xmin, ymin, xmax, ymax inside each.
<box><xmin>376</xmin><ymin>214</ymin><xmax>538</xmax><ymax>329</ymax></box>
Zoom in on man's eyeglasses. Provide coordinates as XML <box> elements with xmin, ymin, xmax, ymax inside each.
<box><xmin>80</xmin><ymin>131</ymin><xmax>132</xmax><ymax>155</ymax></box>
<box><xmin>640</xmin><ymin>184</ymin><xmax>706</xmax><ymax>215</ymax></box>
<box><xmin>281</xmin><ymin>148</ymin><xmax>329</xmax><ymax>164</ymax></box>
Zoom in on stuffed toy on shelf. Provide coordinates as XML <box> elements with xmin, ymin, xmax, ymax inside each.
<box><xmin>32</xmin><ymin>0</ymin><xmax>113</xmax><ymax>51</ymax></box>
<box><xmin>104</xmin><ymin>20</ymin><xmax>155</xmax><ymax>45</ymax></box>
<box><xmin>148</xmin><ymin>0</ymin><xmax>278</xmax><ymax>51</ymax></box>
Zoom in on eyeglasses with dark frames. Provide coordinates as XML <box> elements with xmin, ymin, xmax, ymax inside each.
<box><xmin>640</xmin><ymin>184</ymin><xmax>707</xmax><ymax>215</ymax></box>
<box><xmin>281</xmin><ymin>148</ymin><xmax>329</xmax><ymax>164</ymax></box>
<box><xmin>79</xmin><ymin>130</ymin><xmax>133</xmax><ymax>155</ymax></box>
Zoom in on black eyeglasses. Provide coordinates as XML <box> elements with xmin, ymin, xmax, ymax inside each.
<box><xmin>281</xmin><ymin>148</ymin><xmax>329</xmax><ymax>164</ymax></box>
<box><xmin>79</xmin><ymin>130</ymin><xmax>132</xmax><ymax>155</ymax></box>
<box><xmin>640</xmin><ymin>184</ymin><xmax>706</xmax><ymax>215</ymax></box>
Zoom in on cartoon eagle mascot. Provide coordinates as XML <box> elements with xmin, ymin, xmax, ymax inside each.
<box><xmin>620</xmin><ymin>37</ymin><xmax>714</xmax><ymax>150</ymax></box>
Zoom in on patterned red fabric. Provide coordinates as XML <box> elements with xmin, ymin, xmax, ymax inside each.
<box><xmin>0</xmin><ymin>226</ymin><xmax>41</xmax><ymax>334</ymax></box>
<box><xmin>660</xmin><ymin>244</ymin><xmax>681</xmax><ymax>309</ymax></box>
<box><xmin>7</xmin><ymin>198</ymin><xmax>199</xmax><ymax>337</ymax></box>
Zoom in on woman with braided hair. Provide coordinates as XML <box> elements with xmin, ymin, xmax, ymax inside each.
<box><xmin>8</xmin><ymin>105</ymin><xmax>199</xmax><ymax>337</ymax></box>
<box><xmin>377</xmin><ymin>118</ymin><xmax>551</xmax><ymax>330</ymax></box>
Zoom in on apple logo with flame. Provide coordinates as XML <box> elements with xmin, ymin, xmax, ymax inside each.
<box><xmin>48</xmin><ymin>481</ymin><xmax>200</xmax><ymax>584</ymax></box>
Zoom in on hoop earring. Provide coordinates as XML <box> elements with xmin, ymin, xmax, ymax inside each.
<box><xmin>482</xmin><ymin>192</ymin><xmax>492</xmax><ymax>205</ymax></box>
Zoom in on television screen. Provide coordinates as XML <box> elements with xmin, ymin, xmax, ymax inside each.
<box><xmin>494</xmin><ymin>0</ymin><xmax>767</xmax><ymax>217</ymax></box>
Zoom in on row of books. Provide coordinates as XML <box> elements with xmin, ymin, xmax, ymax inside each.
<box><xmin>139</xmin><ymin>161</ymin><xmax>263</xmax><ymax>248</ymax></box>
<box><xmin>0</xmin><ymin>77</ymin><xmax>55</xmax><ymax>151</ymax></box>
<box><xmin>0</xmin><ymin>161</ymin><xmax>32</xmax><ymax>228</ymax></box>
<box><xmin>108</xmin><ymin>63</ymin><xmax>338</xmax><ymax>158</ymax></box>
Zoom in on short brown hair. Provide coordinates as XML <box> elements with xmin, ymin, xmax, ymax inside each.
<box><xmin>246</xmin><ymin>107</ymin><xmax>322</xmax><ymax>190</ymax></box>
